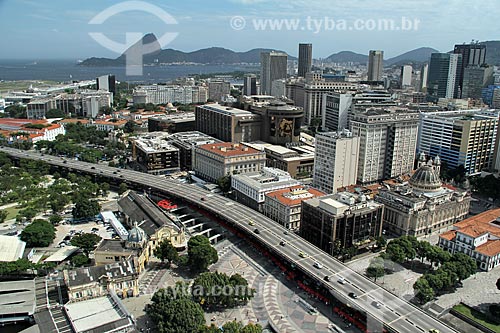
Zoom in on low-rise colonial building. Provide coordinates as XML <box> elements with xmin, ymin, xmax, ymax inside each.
<box><xmin>439</xmin><ymin>208</ymin><xmax>500</xmax><ymax>271</ymax></box>
<box><xmin>64</xmin><ymin>259</ymin><xmax>139</xmax><ymax>301</ymax></box>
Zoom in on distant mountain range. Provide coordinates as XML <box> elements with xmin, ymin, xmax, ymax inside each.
<box><xmin>81</xmin><ymin>33</ymin><xmax>294</xmax><ymax>67</ymax></box>
<box><xmin>324</xmin><ymin>47</ymin><xmax>439</xmax><ymax>66</ymax></box>
<box><xmin>80</xmin><ymin>33</ymin><xmax>500</xmax><ymax>67</ymax></box>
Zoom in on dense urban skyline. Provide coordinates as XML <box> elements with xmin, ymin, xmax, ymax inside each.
<box><xmin>1</xmin><ymin>0</ymin><xmax>499</xmax><ymax>59</ymax></box>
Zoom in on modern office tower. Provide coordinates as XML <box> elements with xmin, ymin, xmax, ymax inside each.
<box><xmin>420</xmin><ymin>64</ymin><xmax>429</xmax><ymax>91</ymax></box>
<box><xmin>427</xmin><ymin>53</ymin><xmax>462</xmax><ymax>101</ymax></box>
<box><xmin>367</xmin><ymin>50</ymin><xmax>384</xmax><ymax>82</ymax></box>
<box><xmin>417</xmin><ymin>109</ymin><xmax>499</xmax><ymax>175</ymax></box>
<box><xmin>400</xmin><ymin>65</ymin><xmax>413</xmax><ymax>87</ymax></box>
<box><xmin>208</xmin><ymin>80</ymin><xmax>231</xmax><ymax>102</ymax></box>
<box><xmin>322</xmin><ymin>89</ymin><xmax>397</xmax><ymax>132</ymax></box>
<box><xmin>350</xmin><ymin>109</ymin><xmax>419</xmax><ymax>184</ymax></box>
<box><xmin>96</xmin><ymin>74</ymin><xmax>116</xmax><ymax>94</ymax></box>
<box><xmin>243</xmin><ymin>74</ymin><xmax>257</xmax><ymax>96</ymax></box>
<box><xmin>454</xmin><ymin>43</ymin><xmax>487</xmax><ymax>96</ymax></box>
<box><xmin>286</xmin><ymin>75</ymin><xmax>358</xmax><ymax>125</ymax></box>
<box><xmin>300</xmin><ymin>192</ymin><xmax>384</xmax><ymax>252</ymax></box>
<box><xmin>462</xmin><ymin>65</ymin><xmax>494</xmax><ymax>99</ymax></box>
<box><xmin>376</xmin><ymin>154</ymin><xmax>470</xmax><ymax>236</ymax></box>
<box><xmin>322</xmin><ymin>93</ymin><xmax>353</xmax><ymax>131</ymax></box>
<box><xmin>195</xmin><ymin>104</ymin><xmax>262</xmax><ymax>143</ymax></box>
<box><xmin>260</xmin><ymin>51</ymin><xmax>288</xmax><ymax>95</ymax></box>
<box><xmin>313</xmin><ymin>130</ymin><xmax>360</xmax><ymax>194</ymax></box>
<box><xmin>298</xmin><ymin>43</ymin><xmax>313</xmax><ymax>77</ymax></box>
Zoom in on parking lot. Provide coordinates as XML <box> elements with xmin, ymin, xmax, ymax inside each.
<box><xmin>53</xmin><ymin>218</ymin><xmax>116</xmax><ymax>249</ymax></box>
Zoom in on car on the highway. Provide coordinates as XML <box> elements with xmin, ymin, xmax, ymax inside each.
<box><xmin>283</xmin><ymin>230</ymin><xmax>288</xmax><ymax>235</ymax></box>
<box><xmin>254</xmin><ymin>228</ymin><xmax>260</xmax><ymax>234</ymax></box>
<box><xmin>348</xmin><ymin>292</ymin><xmax>358</xmax><ymax>299</ymax></box>
<box><xmin>313</xmin><ymin>262</ymin><xmax>323</xmax><ymax>269</ymax></box>
<box><xmin>372</xmin><ymin>301</ymin><xmax>382</xmax><ymax>309</ymax></box>
<box><xmin>248</xmin><ymin>220</ymin><xmax>255</xmax><ymax>226</ymax></box>
<box><xmin>298</xmin><ymin>252</ymin><xmax>306</xmax><ymax>258</ymax></box>
<box><xmin>279</xmin><ymin>241</ymin><xmax>286</xmax><ymax>246</ymax></box>
<box><xmin>201</xmin><ymin>197</ymin><xmax>206</xmax><ymax>201</ymax></box>
<box><xmin>337</xmin><ymin>277</ymin><xmax>346</xmax><ymax>284</ymax></box>
<box><xmin>324</xmin><ymin>275</ymin><xmax>330</xmax><ymax>282</ymax></box>
<box><xmin>429</xmin><ymin>330</ymin><xmax>440</xmax><ymax>333</ymax></box>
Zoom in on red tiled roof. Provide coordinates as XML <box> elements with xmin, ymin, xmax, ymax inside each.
<box><xmin>439</xmin><ymin>230</ymin><xmax>456</xmax><ymax>241</ymax></box>
<box><xmin>265</xmin><ymin>186</ymin><xmax>326</xmax><ymax>207</ymax></box>
<box><xmin>457</xmin><ymin>225</ymin><xmax>490</xmax><ymax>238</ymax></box>
<box><xmin>455</xmin><ymin>208</ymin><xmax>500</xmax><ymax>229</ymax></box>
<box><xmin>198</xmin><ymin>142</ymin><xmax>262</xmax><ymax>157</ymax></box>
<box><xmin>476</xmin><ymin>240</ymin><xmax>500</xmax><ymax>257</ymax></box>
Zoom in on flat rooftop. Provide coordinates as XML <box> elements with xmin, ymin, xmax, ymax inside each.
<box><xmin>65</xmin><ymin>296</ymin><xmax>131</xmax><ymax>333</ymax></box>
<box><xmin>198</xmin><ymin>104</ymin><xmax>253</xmax><ymax>117</ymax></box>
<box><xmin>44</xmin><ymin>246</ymin><xmax>79</xmax><ymax>262</ymax></box>
<box><xmin>0</xmin><ymin>235</ymin><xmax>26</xmax><ymax>262</ymax></box>
<box><xmin>0</xmin><ymin>280</ymin><xmax>36</xmax><ymax>317</ymax></box>
<box><xmin>198</xmin><ymin>142</ymin><xmax>263</xmax><ymax>157</ymax></box>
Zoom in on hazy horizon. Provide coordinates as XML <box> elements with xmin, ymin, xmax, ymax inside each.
<box><xmin>0</xmin><ymin>0</ymin><xmax>497</xmax><ymax>60</ymax></box>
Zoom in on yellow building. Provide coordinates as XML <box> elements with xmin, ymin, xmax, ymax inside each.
<box><xmin>64</xmin><ymin>259</ymin><xmax>139</xmax><ymax>301</ymax></box>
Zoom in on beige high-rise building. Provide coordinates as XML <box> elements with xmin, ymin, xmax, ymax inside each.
<box><xmin>351</xmin><ymin>109</ymin><xmax>419</xmax><ymax>184</ymax></box>
<box><xmin>368</xmin><ymin>50</ymin><xmax>384</xmax><ymax>81</ymax></box>
<box><xmin>313</xmin><ymin>130</ymin><xmax>360</xmax><ymax>194</ymax></box>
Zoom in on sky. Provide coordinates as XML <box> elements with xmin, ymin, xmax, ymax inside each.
<box><xmin>0</xmin><ymin>0</ymin><xmax>499</xmax><ymax>60</ymax></box>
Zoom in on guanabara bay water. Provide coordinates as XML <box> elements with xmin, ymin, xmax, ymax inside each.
<box><xmin>0</xmin><ymin>59</ymin><xmax>258</xmax><ymax>82</ymax></box>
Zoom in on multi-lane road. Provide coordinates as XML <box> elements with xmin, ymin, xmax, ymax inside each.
<box><xmin>1</xmin><ymin>147</ymin><xmax>458</xmax><ymax>333</ymax></box>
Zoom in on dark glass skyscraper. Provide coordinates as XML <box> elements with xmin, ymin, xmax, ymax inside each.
<box><xmin>427</xmin><ymin>53</ymin><xmax>462</xmax><ymax>101</ymax></box>
<box><xmin>298</xmin><ymin>43</ymin><xmax>312</xmax><ymax>77</ymax></box>
<box><xmin>453</xmin><ymin>43</ymin><xmax>487</xmax><ymax>97</ymax></box>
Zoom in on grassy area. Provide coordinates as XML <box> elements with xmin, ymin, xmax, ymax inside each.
<box><xmin>453</xmin><ymin>304</ymin><xmax>500</xmax><ymax>333</ymax></box>
<box><xmin>3</xmin><ymin>206</ymin><xmax>21</xmax><ymax>221</ymax></box>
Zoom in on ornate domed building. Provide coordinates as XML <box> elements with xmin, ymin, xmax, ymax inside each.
<box><xmin>376</xmin><ymin>153</ymin><xmax>470</xmax><ymax>236</ymax></box>
<box><xmin>125</xmin><ymin>222</ymin><xmax>147</xmax><ymax>249</ymax></box>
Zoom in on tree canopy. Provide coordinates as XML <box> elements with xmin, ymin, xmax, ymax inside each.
<box><xmin>72</xmin><ymin>197</ymin><xmax>100</xmax><ymax>220</ymax></box>
<box><xmin>146</xmin><ymin>282</ymin><xmax>205</xmax><ymax>333</ymax></box>
<box><xmin>71</xmin><ymin>254</ymin><xmax>90</xmax><ymax>267</ymax></box>
<box><xmin>20</xmin><ymin>219</ymin><xmax>56</xmax><ymax>247</ymax></box>
<box><xmin>188</xmin><ymin>235</ymin><xmax>218</xmax><ymax>272</ymax></box>
<box><xmin>191</xmin><ymin>271</ymin><xmax>255</xmax><ymax>309</ymax></box>
<box><xmin>154</xmin><ymin>239</ymin><xmax>178</xmax><ymax>267</ymax></box>
<box><xmin>71</xmin><ymin>233</ymin><xmax>102</xmax><ymax>255</ymax></box>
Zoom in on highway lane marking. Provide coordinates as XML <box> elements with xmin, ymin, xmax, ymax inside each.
<box><xmin>386</xmin><ymin>309</ymin><xmax>420</xmax><ymax>325</ymax></box>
